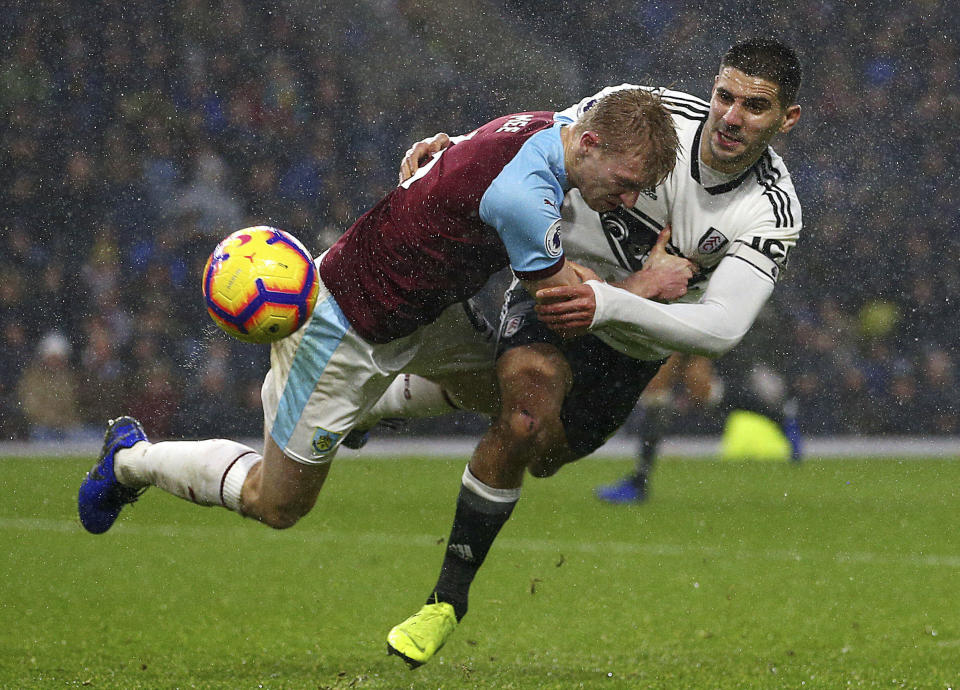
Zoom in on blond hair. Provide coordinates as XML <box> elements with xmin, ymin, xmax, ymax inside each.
<box><xmin>574</xmin><ymin>88</ymin><xmax>679</xmax><ymax>185</ymax></box>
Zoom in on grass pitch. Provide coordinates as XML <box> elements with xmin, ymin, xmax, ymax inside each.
<box><xmin>1</xmin><ymin>453</ymin><xmax>959</xmax><ymax>689</ymax></box>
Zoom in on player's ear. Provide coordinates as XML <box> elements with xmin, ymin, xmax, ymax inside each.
<box><xmin>779</xmin><ymin>104</ymin><xmax>801</xmax><ymax>134</ymax></box>
<box><xmin>578</xmin><ymin>130</ymin><xmax>601</xmax><ymax>152</ymax></box>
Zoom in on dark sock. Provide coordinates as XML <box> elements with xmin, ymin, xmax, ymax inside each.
<box><xmin>634</xmin><ymin>438</ymin><xmax>658</xmax><ymax>486</ymax></box>
<box><xmin>634</xmin><ymin>404</ymin><xmax>668</xmax><ymax>485</ymax></box>
<box><xmin>431</xmin><ymin>482</ymin><xmax>517</xmax><ymax>621</ymax></box>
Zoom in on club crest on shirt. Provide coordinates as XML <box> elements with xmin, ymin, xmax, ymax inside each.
<box><xmin>697</xmin><ymin>227</ymin><xmax>729</xmax><ymax>254</ymax></box>
<box><xmin>501</xmin><ymin>314</ymin><xmax>525</xmax><ymax>339</ymax></box>
<box><xmin>545</xmin><ymin>223</ymin><xmax>563</xmax><ymax>258</ymax></box>
<box><xmin>311</xmin><ymin>427</ymin><xmax>342</xmax><ymax>457</ymax></box>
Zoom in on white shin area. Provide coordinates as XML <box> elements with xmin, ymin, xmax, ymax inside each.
<box><xmin>358</xmin><ymin>373</ymin><xmax>460</xmax><ymax>428</ymax></box>
<box><xmin>115</xmin><ymin>439</ymin><xmax>261</xmax><ymax>512</ymax></box>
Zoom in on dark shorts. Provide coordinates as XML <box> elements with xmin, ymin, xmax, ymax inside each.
<box><xmin>497</xmin><ymin>284</ymin><xmax>665</xmax><ymax>457</ymax></box>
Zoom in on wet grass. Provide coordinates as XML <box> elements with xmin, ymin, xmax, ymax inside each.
<box><xmin>1</xmin><ymin>454</ymin><xmax>959</xmax><ymax>688</ymax></box>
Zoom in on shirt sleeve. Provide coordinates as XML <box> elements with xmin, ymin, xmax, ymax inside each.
<box><xmin>479</xmin><ymin>129</ymin><xmax>566</xmax><ymax>280</ymax></box>
<box><xmin>586</xmin><ymin>255</ymin><xmax>775</xmax><ymax>358</ymax></box>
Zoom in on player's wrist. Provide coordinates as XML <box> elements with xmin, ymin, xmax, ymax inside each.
<box><xmin>611</xmin><ymin>273</ymin><xmax>656</xmax><ymax>299</ymax></box>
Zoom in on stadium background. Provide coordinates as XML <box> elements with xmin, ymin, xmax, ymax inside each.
<box><xmin>0</xmin><ymin>0</ymin><xmax>955</xmax><ymax>446</ymax></box>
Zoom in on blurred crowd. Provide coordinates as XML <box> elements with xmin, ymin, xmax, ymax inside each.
<box><xmin>0</xmin><ymin>0</ymin><xmax>956</xmax><ymax>444</ymax></box>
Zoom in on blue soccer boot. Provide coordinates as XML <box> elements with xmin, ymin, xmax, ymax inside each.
<box><xmin>594</xmin><ymin>473</ymin><xmax>649</xmax><ymax>504</ymax></box>
<box><xmin>78</xmin><ymin>416</ymin><xmax>149</xmax><ymax>534</ymax></box>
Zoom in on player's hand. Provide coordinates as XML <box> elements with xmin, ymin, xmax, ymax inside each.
<box><xmin>617</xmin><ymin>226</ymin><xmax>696</xmax><ymax>301</ymax></box>
<box><xmin>567</xmin><ymin>260</ymin><xmax>602</xmax><ymax>284</ymax></box>
<box><xmin>534</xmin><ymin>283</ymin><xmax>597</xmax><ymax>338</ymax></box>
<box><xmin>399</xmin><ymin>132</ymin><xmax>451</xmax><ymax>183</ymax></box>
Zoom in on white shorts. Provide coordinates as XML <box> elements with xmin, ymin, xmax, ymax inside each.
<box><xmin>261</xmin><ymin>277</ymin><xmax>495</xmax><ymax>465</ymax></box>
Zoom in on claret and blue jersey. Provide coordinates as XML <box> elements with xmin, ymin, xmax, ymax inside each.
<box><xmin>319</xmin><ymin>111</ymin><xmax>569</xmax><ymax>344</ymax></box>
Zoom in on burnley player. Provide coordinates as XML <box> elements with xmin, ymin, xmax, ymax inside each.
<box><xmin>77</xmin><ymin>91</ymin><xmax>684</xmax><ymax>574</ymax></box>
<box><xmin>378</xmin><ymin>39</ymin><xmax>803</xmax><ymax>667</ymax></box>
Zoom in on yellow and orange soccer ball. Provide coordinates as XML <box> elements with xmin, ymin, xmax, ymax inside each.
<box><xmin>202</xmin><ymin>226</ymin><xmax>319</xmax><ymax>344</ymax></box>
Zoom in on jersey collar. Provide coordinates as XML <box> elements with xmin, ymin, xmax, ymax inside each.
<box><xmin>690</xmin><ymin>119</ymin><xmax>757</xmax><ymax>195</ymax></box>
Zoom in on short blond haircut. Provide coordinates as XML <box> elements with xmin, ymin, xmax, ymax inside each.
<box><xmin>575</xmin><ymin>88</ymin><xmax>679</xmax><ymax>186</ymax></box>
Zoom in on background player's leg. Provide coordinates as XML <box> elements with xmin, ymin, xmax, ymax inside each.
<box><xmin>639</xmin><ymin>355</ymin><xmax>720</xmax><ymax>494</ymax></box>
<box><xmin>634</xmin><ymin>400</ymin><xmax>671</xmax><ymax>498</ymax></box>
<box><xmin>595</xmin><ymin>355</ymin><xmax>680</xmax><ymax>504</ymax></box>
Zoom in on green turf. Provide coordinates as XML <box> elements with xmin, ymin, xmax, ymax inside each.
<box><xmin>2</xmin><ymin>454</ymin><xmax>959</xmax><ymax>688</ymax></box>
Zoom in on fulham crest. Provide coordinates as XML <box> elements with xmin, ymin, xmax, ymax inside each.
<box><xmin>698</xmin><ymin>227</ymin><xmax>729</xmax><ymax>254</ymax></box>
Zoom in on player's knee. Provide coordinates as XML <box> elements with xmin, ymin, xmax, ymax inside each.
<box><xmin>527</xmin><ymin>446</ymin><xmax>579</xmax><ymax>479</ymax></box>
<box><xmin>498</xmin><ymin>344</ymin><xmax>570</xmax><ymax>396</ymax></box>
<box><xmin>527</xmin><ymin>461</ymin><xmax>557</xmax><ymax>479</ymax></box>
<box><xmin>503</xmin><ymin>406</ymin><xmax>542</xmax><ymax>444</ymax></box>
<box><xmin>499</xmin><ymin>406</ymin><xmax>573</xmax><ymax>477</ymax></box>
<box><xmin>257</xmin><ymin>498</ymin><xmax>311</xmax><ymax>530</ymax></box>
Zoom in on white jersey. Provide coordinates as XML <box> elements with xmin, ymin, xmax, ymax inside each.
<box><xmin>553</xmin><ymin>84</ymin><xmax>802</xmax><ymax>360</ymax></box>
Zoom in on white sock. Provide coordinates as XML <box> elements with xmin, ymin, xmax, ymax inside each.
<box><xmin>115</xmin><ymin>439</ymin><xmax>260</xmax><ymax>512</ymax></box>
<box><xmin>357</xmin><ymin>374</ymin><xmax>460</xmax><ymax>428</ymax></box>
<box><xmin>461</xmin><ymin>464</ymin><xmax>522</xmax><ymax>503</ymax></box>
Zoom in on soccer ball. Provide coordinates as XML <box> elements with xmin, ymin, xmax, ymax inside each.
<box><xmin>202</xmin><ymin>226</ymin><xmax>320</xmax><ymax>344</ymax></box>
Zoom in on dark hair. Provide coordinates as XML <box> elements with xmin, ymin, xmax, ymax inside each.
<box><xmin>721</xmin><ymin>39</ymin><xmax>802</xmax><ymax>107</ymax></box>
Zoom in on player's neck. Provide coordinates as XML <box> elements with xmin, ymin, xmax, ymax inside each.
<box><xmin>697</xmin><ymin>153</ymin><xmax>747</xmax><ymax>182</ymax></box>
<box><xmin>698</xmin><ymin>133</ymin><xmax>763</xmax><ymax>177</ymax></box>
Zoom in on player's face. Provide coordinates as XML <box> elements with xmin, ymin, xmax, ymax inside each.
<box><xmin>702</xmin><ymin>67</ymin><xmax>801</xmax><ymax>174</ymax></box>
<box><xmin>573</xmin><ymin>139</ymin><xmax>660</xmax><ymax>212</ymax></box>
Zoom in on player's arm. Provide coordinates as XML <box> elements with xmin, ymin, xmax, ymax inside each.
<box><xmin>478</xmin><ymin>130</ymin><xmax>592</xmax><ymax>295</ymax></box>
<box><xmin>537</xmin><ymin>254</ymin><xmax>775</xmax><ymax>358</ymax></box>
<box><xmin>518</xmin><ymin>257</ymin><xmax>600</xmax><ymax>295</ymax></box>
<box><xmin>525</xmin><ymin>226</ymin><xmax>695</xmax><ymax>336</ymax></box>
